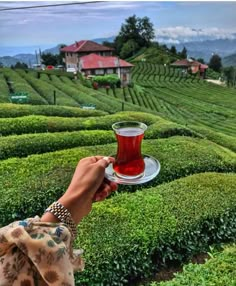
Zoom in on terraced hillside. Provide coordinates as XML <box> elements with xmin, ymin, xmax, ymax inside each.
<box><xmin>0</xmin><ymin>64</ymin><xmax>235</xmax><ymax>285</ymax></box>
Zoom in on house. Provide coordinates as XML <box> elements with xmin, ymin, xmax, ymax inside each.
<box><xmin>171</xmin><ymin>59</ymin><xmax>208</xmax><ymax>78</ymax></box>
<box><xmin>61</xmin><ymin>40</ymin><xmax>114</xmax><ymax>72</ymax></box>
<box><xmin>78</xmin><ymin>53</ymin><xmax>134</xmax><ymax>86</ymax></box>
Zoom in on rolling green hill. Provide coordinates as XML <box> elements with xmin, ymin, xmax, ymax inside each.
<box><xmin>0</xmin><ymin>64</ymin><xmax>235</xmax><ymax>285</ymax></box>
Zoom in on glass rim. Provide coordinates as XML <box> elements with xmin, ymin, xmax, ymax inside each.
<box><xmin>112</xmin><ymin>121</ymin><xmax>147</xmax><ymax>132</ymax></box>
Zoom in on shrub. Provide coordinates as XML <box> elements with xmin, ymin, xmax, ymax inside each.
<box><xmin>190</xmin><ymin>125</ymin><xmax>236</xmax><ymax>152</ymax></box>
<box><xmin>0</xmin><ymin>130</ymin><xmax>114</xmax><ymax>160</ymax></box>
<box><xmin>0</xmin><ymin>119</ymin><xmax>202</xmax><ymax>160</ymax></box>
<box><xmin>93</xmin><ymin>74</ymin><xmax>120</xmax><ymax>88</ymax></box>
<box><xmin>0</xmin><ymin>103</ymin><xmax>107</xmax><ymax>118</ymax></box>
<box><xmin>0</xmin><ymin>137</ymin><xmax>235</xmax><ymax>226</ymax></box>
<box><xmin>150</xmin><ymin>244</ymin><xmax>236</xmax><ymax>286</ymax></box>
<box><xmin>74</xmin><ymin>173</ymin><xmax>236</xmax><ymax>285</ymax></box>
<box><xmin>0</xmin><ymin>112</ymin><xmax>158</xmax><ymax>136</ymax></box>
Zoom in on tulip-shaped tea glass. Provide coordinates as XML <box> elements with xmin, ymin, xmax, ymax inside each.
<box><xmin>105</xmin><ymin>121</ymin><xmax>160</xmax><ymax>185</ymax></box>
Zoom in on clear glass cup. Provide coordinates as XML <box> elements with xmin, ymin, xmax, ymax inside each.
<box><xmin>112</xmin><ymin>121</ymin><xmax>147</xmax><ymax>179</ymax></box>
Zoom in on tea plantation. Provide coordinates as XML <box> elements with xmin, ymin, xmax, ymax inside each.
<box><xmin>0</xmin><ymin>64</ymin><xmax>235</xmax><ymax>285</ymax></box>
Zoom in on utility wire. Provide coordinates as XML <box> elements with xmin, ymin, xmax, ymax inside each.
<box><xmin>0</xmin><ymin>1</ymin><xmax>105</xmax><ymax>12</ymax></box>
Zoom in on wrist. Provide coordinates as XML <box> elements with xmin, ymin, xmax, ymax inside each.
<box><xmin>43</xmin><ymin>201</ymin><xmax>78</xmax><ymax>239</ymax></box>
<box><xmin>58</xmin><ymin>192</ymin><xmax>88</xmax><ymax>225</ymax></box>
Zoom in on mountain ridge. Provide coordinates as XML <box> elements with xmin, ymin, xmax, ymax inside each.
<box><xmin>1</xmin><ymin>38</ymin><xmax>236</xmax><ymax>67</ymax></box>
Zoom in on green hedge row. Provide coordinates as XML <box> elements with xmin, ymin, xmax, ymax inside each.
<box><xmin>0</xmin><ymin>103</ymin><xmax>107</xmax><ymax>118</ymax></box>
<box><xmin>2</xmin><ymin>68</ymin><xmax>47</xmax><ymax>105</ymax></box>
<box><xmin>0</xmin><ymin>136</ymin><xmax>235</xmax><ymax>226</ymax></box>
<box><xmin>0</xmin><ymin>111</ymin><xmax>200</xmax><ymax>137</ymax></box>
<box><xmin>74</xmin><ymin>173</ymin><xmax>236</xmax><ymax>285</ymax></box>
<box><xmin>150</xmin><ymin>244</ymin><xmax>236</xmax><ymax>286</ymax></box>
<box><xmin>190</xmin><ymin>124</ymin><xmax>236</xmax><ymax>152</ymax></box>
<box><xmin>48</xmin><ymin>75</ymin><xmax>116</xmax><ymax>113</ymax></box>
<box><xmin>0</xmin><ymin>117</ymin><xmax>202</xmax><ymax>160</ymax></box>
<box><xmin>0</xmin><ymin>130</ymin><xmax>114</xmax><ymax>160</ymax></box>
<box><xmin>16</xmin><ymin>70</ymin><xmax>79</xmax><ymax>106</ymax></box>
<box><xmin>0</xmin><ymin>73</ymin><xmax>11</xmax><ymax>102</ymax></box>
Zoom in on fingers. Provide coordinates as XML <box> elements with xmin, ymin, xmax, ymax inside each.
<box><xmin>93</xmin><ymin>180</ymin><xmax>118</xmax><ymax>202</ymax></box>
<box><xmin>95</xmin><ymin>156</ymin><xmax>115</xmax><ymax>168</ymax></box>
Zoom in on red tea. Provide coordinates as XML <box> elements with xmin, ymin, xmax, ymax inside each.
<box><xmin>113</xmin><ymin>127</ymin><xmax>145</xmax><ymax>177</ymax></box>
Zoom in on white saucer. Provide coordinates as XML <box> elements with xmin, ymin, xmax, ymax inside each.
<box><xmin>105</xmin><ymin>155</ymin><xmax>161</xmax><ymax>185</ymax></box>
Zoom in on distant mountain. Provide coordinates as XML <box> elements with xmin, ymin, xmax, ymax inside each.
<box><xmin>172</xmin><ymin>39</ymin><xmax>236</xmax><ymax>63</ymax></box>
<box><xmin>223</xmin><ymin>53</ymin><xmax>236</xmax><ymax>67</ymax></box>
<box><xmin>43</xmin><ymin>44</ymin><xmax>64</xmax><ymax>55</ymax></box>
<box><xmin>0</xmin><ymin>56</ymin><xmax>19</xmax><ymax>67</ymax></box>
<box><xmin>0</xmin><ymin>45</ymin><xmax>63</xmax><ymax>67</ymax></box>
<box><xmin>92</xmin><ymin>36</ymin><xmax>115</xmax><ymax>44</ymax></box>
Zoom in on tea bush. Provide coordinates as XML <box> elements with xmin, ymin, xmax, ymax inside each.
<box><xmin>0</xmin><ymin>111</ymin><xmax>200</xmax><ymax>137</ymax></box>
<box><xmin>150</xmin><ymin>244</ymin><xmax>236</xmax><ymax>286</ymax></box>
<box><xmin>0</xmin><ymin>103</ymin><xmax>107</xmax><ymax>118</ymax></box>
<box><xmin>190</xmin><ymin>124</ymin><xmax>236</xmax><ymax>152</ymax></box>
<box><xmin>74</xmin><ymin>173</ymin><xmax>236</xmax><ymax>285</ymax></box>
<box><xmin>0</xmin><ymin>137</ymin><xmax>235</xmax><ymax>226</ymax></box>
<box><xmin>0</xmin><ymin>130</ymin><xmax>114</xmax><ymax>160</ymax></box>
<box><xmin>0</xmin><ymin>117</ymin><xmax>203</xmax><ymax>160</ymax></box>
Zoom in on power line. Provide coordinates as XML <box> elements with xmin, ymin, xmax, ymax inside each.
<box><xmin>0</xmin><ymin>1</ymin><xmax>105</xmax><ymax>12</ymax></box>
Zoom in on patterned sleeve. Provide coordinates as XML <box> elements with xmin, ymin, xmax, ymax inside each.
<box><xmin>0</xmin><ymin>216</ymin><xmax>84</xmax><ymax>286</ymax></box>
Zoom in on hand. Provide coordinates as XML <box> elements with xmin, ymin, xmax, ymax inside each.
<box><xmin>41</xmin><ymin>156</ymin><xmax>118</xmax><ymax>225</ymax></box>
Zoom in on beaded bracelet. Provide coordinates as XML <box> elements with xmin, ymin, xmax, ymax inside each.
<box><xmin>45</xmin><ymin>201</ymin><xmax>77</xmax><ymax>239</ymax></box>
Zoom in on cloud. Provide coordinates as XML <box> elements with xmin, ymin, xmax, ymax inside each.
<box><xmin>156</xmin><ymin>26</ymin><xmax>236</xmax><ymax>43</ymax></box>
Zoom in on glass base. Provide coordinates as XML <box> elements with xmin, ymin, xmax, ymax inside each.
<box><xmin>105</xmin><ymin>155</ymin><xmax>161</xmax><ymax>185</ymax></box>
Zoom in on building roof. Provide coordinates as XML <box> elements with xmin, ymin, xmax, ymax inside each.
<box><xmin>61</xmin><ymin>40</ymin><xmax>114</xmax><ymax>53</ymax></box>
<box><xmin>171</xmin><ymin>59</ymin><xmax>208</xmax><ymax>69</ymax></box>
<box><xmin>79</xmin><ymin>53</ymin><xmax>134</xmax><ymax>70</ymax></box>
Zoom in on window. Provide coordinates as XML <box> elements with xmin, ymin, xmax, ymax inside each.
<box><xmin>106</xmin><ymin>69</ymin><xmax>113</xmax><ymax>74</ymax></box>
<box><xmin>95</xmin><ymin>69</ymin><xmax>104</xmax><ymax>75</ymax></box>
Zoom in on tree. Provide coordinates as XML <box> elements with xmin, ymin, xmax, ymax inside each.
<box><xmin>57</xmin><ymin>44</ymin><xmax>66</xmax><ymax>66</ymax></box>
<box><xmin>223</xmin><ymin>66</ymin><xmax>236</xmax><ymax>87</ymax></box>
<box><xmin>0</xmin><ymin>62</ymin><xmax>3</xmax><ymax>68</ymax></box>
<box><xmin>170</xmin><ymin>45</ymin><xmax>177</xmax><ymax>55</ymax></box>
<box><xmin>209</xmin><ymin>54</ymin><xmax>222</xmax><ymax>72</ymax></box>
<box><xmin>41</xmin><ymin>53</ymin><xmax>58</xmax><ymax>66</ymax></box>
<box><xmin>12</xmin><ymin>62</ymin><xmax>28</xmax><ymax>69</ymax></box>
<box><xmin>115</xmin><ymin>15</ymin><xmax>155</xmax><ymax>56</ymax></box>
<box><xmin>179</xmin><ymin>47</ymin><xmax>187</xmax><ymax>59</ymax></box>
<box><xmin>120</xmin><ymin>39</ymin><xmax>139</xmax><ymax>59</ymax></box>
<box><xmin>197</xmin><ymin>58</ymin><xmax>205</xmax><ymax>64</ymax></box>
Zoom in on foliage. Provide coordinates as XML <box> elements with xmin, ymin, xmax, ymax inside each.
<box><xmin>129</xmin><ymin>62</ymin><xmax>236</xmax><ymax>138</ymax></box>
<box><xmin>115</xmin><ymin>15</ymin><xmax>155</xmax><ymax>56</ymax></box>
<box><xmin>74</xmin><ymin>173</ymin><xmax>236</xmax><ymax>285</ymax></box>
<box><xmin>41</xmin><ymin>53</ymin><xmax>58</xmax><ymax>66</ymax></box>
<box><xmin>120</xmin><ymin>39</ymin><xmax>140</xmax><ymax>59</ymax></box>
<box><xmin>223</xmin><ymin>66</ymin><xmax>236</xmax><ymax>87</ymax></box>
<box><xmin>150</xmin><ymin>244</ymin><xmax>236</xmax><ymax>286</ymax></box>
<box><xmin>93</xmin><ymin>74</ymin><xmax>120</xmax><ymax>88</ymax></box>
<box><xmin>41</xmin><ymin>45</ymin><xmax>66</xmax><ymax>66</ymax></box>
<box><xmin>206</xmin><ymin>68</ymin><xmax>221</xmax><ymax>79</ymax></box>
<box><xmin>11</xmin><ymin>62</ymin><xmax>28</xmax><ymax>69</ymax></box>
<box><xmin>179</xmin><ymin>47</ymin><xmax>187</xmax><ymax>59</ymax></box>
<box><xmin>0</xmin><ymin>103</ymin><xmax>106</xmax><ymax>118</ymax></box>
<box><xmin>0</xmin><ymin>136</ymin><xmax>235</xmax><ymax>226</ymax></box>
<box><xmin>208</xmin><ymin>54</ymin><xmax>222</xmax><ymax>73</ymax></box>
<box><xmin>0</xmin><ymin>111</ymin><xmax>199</xmax><ymax>137</ymax></box>
<box><xmin>0</xmin><ymin>118</ymin><xmax>203</xmax><ymax>160</ymax></box>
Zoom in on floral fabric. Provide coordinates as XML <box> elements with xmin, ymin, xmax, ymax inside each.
<box><xmin>0</xmin><ymin>217</ymin><xmax>84</xmax><ymax>286</ymax></box>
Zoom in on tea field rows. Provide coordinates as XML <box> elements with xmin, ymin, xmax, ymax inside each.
<box><xmin>0</xmin><ymin>64</ymin><xmax>235</xmax><ymax>285</ymax></box>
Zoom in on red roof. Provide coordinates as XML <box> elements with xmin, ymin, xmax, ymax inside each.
<box><xmin>171</xmin><ymin>59</ymin><xmax>208</xmax><ymax>69</ymax></box>
<box><xmin>61</xmin><ymin>40</ymin><xmax>114</xmax><ymax>53</ymax></box>
<box><xmin>79</xmin><ymin>54</ymin><xmax>134</xmax><ymax>70</ymax></box>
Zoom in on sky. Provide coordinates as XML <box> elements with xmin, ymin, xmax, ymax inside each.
<box><xmin>0</xmin><ymin>0</ymin><xmax>236</xmax><ymax>55</ymax></box>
